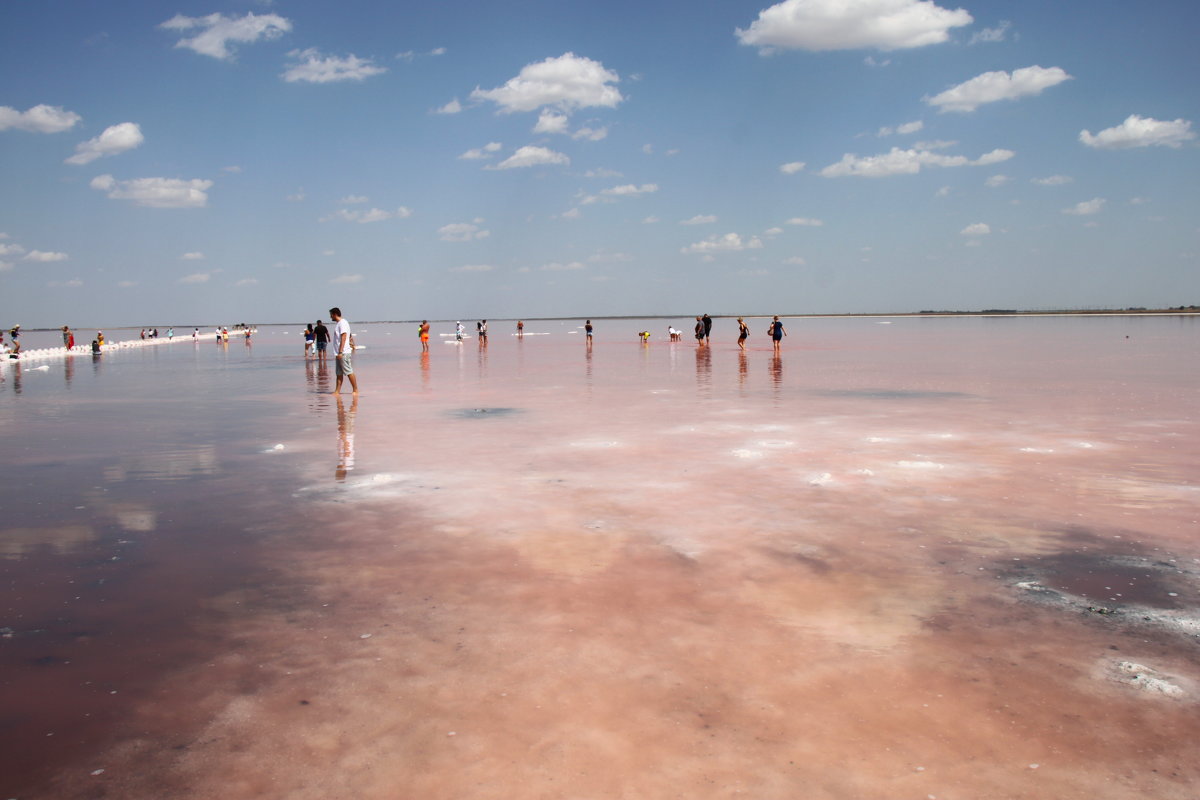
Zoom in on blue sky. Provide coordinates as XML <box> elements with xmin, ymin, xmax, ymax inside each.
<box><xmin>2</xmin><ymin>0</ymin><xmax>1197</xmax><ymax>327</ymax></box>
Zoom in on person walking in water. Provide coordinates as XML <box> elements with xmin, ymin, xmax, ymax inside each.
<box><xmin>694</xmin><ymin>316</ymin><xmax>705</xmax><ymax>346</ymax></box>
<box><xmin>702</xmin><ymin>313</ymin><xmax>713</xmax><ymax>344</ymax></box>
<box><xmin>62</xmin><ymin>325</ymin><xmax>75</xmax><ymax>350</ymax></box>
<box><xmin>419</xmin><ymin>320</ymin><xmax>430</xmax><ymax>352</ymax></box>
<box><xmin>329</xmin><ymin>306</ymin><xmax>358</xmax><ymax>395</ymax></box>
<box><xmin>516</xmin><ymin>320</ymin><xmax>524</xmax><ymax>338</ymax></box>
<box><xmin>768</xmin><ymin>315</ymin><xmax>787</xmax><ymax>354</ymax></box>
<box><xmin>455</xmin><ymin>321</ymin><xmax>465</xmax><ymax>342</ymax></box>
<box><xmin>584</xmin><ymin>319</ymin><xmax>594</xmax><ymax>346</ymax></box>
<box><xmin>314</xmin><ymin>319</ymin><xmax>330</xmax><ymax>362</ymax></box>
<box><xmin>479</xmin><ymin>320</ymin><xmax>488</xmax><ymax>344</ymax></box>
<box><xmin>737</xmin><ymin>317</ymin><xmax>749</xmax><ymax>350</ymax></box>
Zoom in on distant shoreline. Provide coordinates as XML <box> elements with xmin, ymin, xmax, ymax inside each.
<box><xmin>16</xmin><ymin>307</ymin><xmax>1199</xmax><ymax>332</ymax></box>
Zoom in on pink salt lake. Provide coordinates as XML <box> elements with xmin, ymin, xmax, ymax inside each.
<box><xmin>1</xmin><ymin>315</ymin><xmax>1198</xmax><ymax>799</ymax></box>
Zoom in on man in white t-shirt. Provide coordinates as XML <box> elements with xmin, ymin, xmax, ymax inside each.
<box><xmin>328</xmin><ymin>306</ymin><xmax>358</xmax><ymax>395</ymax></box>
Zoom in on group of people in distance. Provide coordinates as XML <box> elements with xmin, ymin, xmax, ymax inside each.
<box><xmin>304</xmin><ymin>308</ymin><xmax>356</xmax><ymax>394</ymax></box>
<box><xmin>684</xmin><ymin>314</ymin><xmax>787</xmax><ymax>353</ymax></box>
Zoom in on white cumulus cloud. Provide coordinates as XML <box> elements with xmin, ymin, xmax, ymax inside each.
<box><xmin>1063</xmin><ymin>198</ymin><xmax>1106</xmax><ymax>216</ymax></box>
<box><xmin>1032</xmin><ymin>174</ymin><xmax>1072</xmax><ymax>186</ymax></box>
<box><xmin>969</xmin><ymin>20</ymin><xmax>1011</xmax><ymax>44</ymax></box>
<box><xmin>878</xmin><ymin>120</ymin><xmax>924</xmax><ymax>137</ymax></box>
<box><xmin>1079</xmin><ymin>114</ymin><xmax>1195</xmax><ymax>149</ymax></box>
<box><xmin>541</xmin><ymin>261</ymin><xmax>586</xmax><ymax>271</ymax></box>
<box><xmin>680</xmin><ymin>214</ymin><xmax>718</xmax><ymax>225</ymax></box>
<box><xmin>681</xmin><ymin>233</ymin><xmax>764</xmax><ymax>254</ymax></box>
<box><xmin>736</xmin><ymin>0</ymin><xmax>972</xmax><ymax>53</ymax></box>
<box><xmin>438</xmin><ymin>222</ymin><xmax>490</xmax><ymax>242</ymax></box>
<box><xmin>779</xmin><ymin>161</ymin><xmax>806</xmax><ymax>174</ymax></box>
<box><xmin>960</xmin><ymin>222</ymin><xmax>990</xmax><ymax>236</ymax></box>
<box><xmin>66</xmin><ymin>122</ymin><xmax>144</xmax><ymax>165</ymax></box>
<box><xmin>90</xmin><ymin>174</ymin><xmax>212</xmax><ymax>208</ymax></box>
<box><xmin>820</xmin><ymin>145</ymin><xmax>1012</xmax><ymax>177</ymax></box>
<box><xmin>926</xmin><ymin>65</ymin><xmax>1072</xmax><ymax>113</ymax></box>
<box><xmin>602</xmin><ymin>183</ymin><xmax>658</xmax><ymax>197</ymax></box>
<box><xmin>181</xmin><ymin>252</ymin><xmax>205</xmax><ymax>260</ymax></box>
<box><xmin>471</xmin><ymin>52</ymin><xmax>622</xmax><ymax>113</ymax></box>
<box><xmin>0</xmin><ymin>104</ymin><xmax>81</xmax><ymax>133</ymax></box>
<box><xmin>786</xmin><ymin>217</ymin><xmax>824</xmax><ymax>226</ymax></box>
<box><xmin>435</xmin><ymin>99</ymin><xmax>462</xmax><ymax>115</ymax></box>
<box><xmin>984</xmin><ymin>174</ymin><xmax>1010</xmax><ymax>187</ymax></box>
<box><xmin>487</xmin><ymin>145</ymin><xmax>570</xmax><ymax>170</ymax></box>
<box><xmin>179</xmin><ymin>272</ymin><xmax>210</xmax><ymax>284</ymax></box>
<box><xmin>572</xmin><ymin>125</ymin><xmax>608</xmax><ymax>141</ymax></box>
<box><xmin>340</xmin><ymin>195</ymin><xmax>369</xmax><ymax>204</ymax></box>
<box><xmin>25</xmin><ymin>250</ymin><xmax>69</xmax><ymax>262</ymax></box>
<box><xmin>321</xmin><ymin>207</ymin><xmax>412</xmax><ymax>223</ymax></box>
<box><xmin>533</xmin><ymin>109</ymin><xmax>570</xmax><ymax>134</ymax></box>
<box><xmin>458</xmin><ymin>142</ymin><xmax>503</xmax><ymax>160</ymax></box>
<box><xmin>282</xmin><ymin>49</ymin><xmax>386</xmax><ymax>83</ymax></box>
<box><xmin>450</xmin><ymin>264</ymin><xmax>494</xmax><ymax>272</ymax></box>
<box><xmin>160</xmin><ymin>12</ymin><xmax>291</xmax><ymax>60</ymax></box>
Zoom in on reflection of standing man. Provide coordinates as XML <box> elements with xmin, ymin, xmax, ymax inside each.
<box><xmin>335</xmin><ymin>395</ymin><xmax>357</xmax><ymax>481</ymax></box>
<box><xmin>329</xmin><ymin>307</ymin><xmax>358</xmax><ymax>395</ymax></box>
<box><xmin>314</xmin><ymin>319</ymin><xmax>330</xmax><ymax>361</ymax></box>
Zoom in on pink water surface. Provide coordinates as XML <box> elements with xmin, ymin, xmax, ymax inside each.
<box><xmin>2</xmin><ymin>315</ymin><xmax>1198</xmax><ymax>799</ymax></box>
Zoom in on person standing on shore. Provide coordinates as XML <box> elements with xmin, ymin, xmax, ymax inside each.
<box><xmin>737</xmin><ymin>317</ymin><xmax>749</xmax><ymax>350</ymax></box>
<box><xmin>702</xmin><ymin>313</ymin><xmax>713</xmax><ymax>344</ymax></box>
<box><xmin>329</xmin><ymin>307</ymin><xmax>358</xmax><ymax>395</ymax></box>
<box><xmin>314</xmin><ymin>319</ymin><xmax>330</xmax><ymax>361</ymax></box>
<box><xmin>768</xmin><ymin>315</ymin><xmax>787</xmax><ymax>354</ymax></box>
<box><xmin>419</xmin><ymin>320</ymin><xmax>430</xmax><ymax>352</ymax></box>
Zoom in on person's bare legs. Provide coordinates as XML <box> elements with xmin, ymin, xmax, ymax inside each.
<box><xmin>347</xmin><ymin>372</ymin><xmax>358</xmax><ymax>395</ymax></box>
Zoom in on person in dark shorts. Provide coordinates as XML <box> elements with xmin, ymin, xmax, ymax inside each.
<box><xmin>694</xmin><ymin>316</ymin><xmax>705</xmax><ymax>345</ymax></box>
<box><xmin>737</xmin><ymin>317</ymin><xmax>749</xmax><ymax>350</ymax></box>
<box><xmin>314</xmin><ymin>319</ymin><xmax>330</xmax><ymax>361</ymax></box>
<box><xmin>702</xmin><ymin>313</ymin><xmax>712</xmax><ymax>343</ymax></box>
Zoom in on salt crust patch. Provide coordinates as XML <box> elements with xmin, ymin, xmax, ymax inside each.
<box><xmin>807</xmin><ymin>472</ymin><xmax>834</xmax><ymax>486</ymax></box>
<box><xmin>1019</xmin><ymin>447</ymin><xmax>1056</xmax><ymax>453</ymax></box>
<box><xmin>754</xmin><ymin>440</ymin><xmax>795</xmax><ymax>448</ymax></box>
<box><xmin>569</xmin><ymin>440</ymin><xmax>621</xmax><ymax>449</ymax></box>
<box><xmin>732</xmin><ymin>449</ymin><xmax>764</xmax><ymax>459</ymax></box>
<box><xmin>897</xmin><ymin>461</ymin><xmax>946</xmax><ymax>470</ymax></box>
<box><xmin>1111</xmin><ymin>661</ymin><xmax>1186</xmax><ymax>698</ymax></box>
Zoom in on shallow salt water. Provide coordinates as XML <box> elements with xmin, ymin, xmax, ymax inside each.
<box><xmin>2</xmin><ymin>315</ymin><xmax>1199</xmax><ymax>799</ymax></box>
